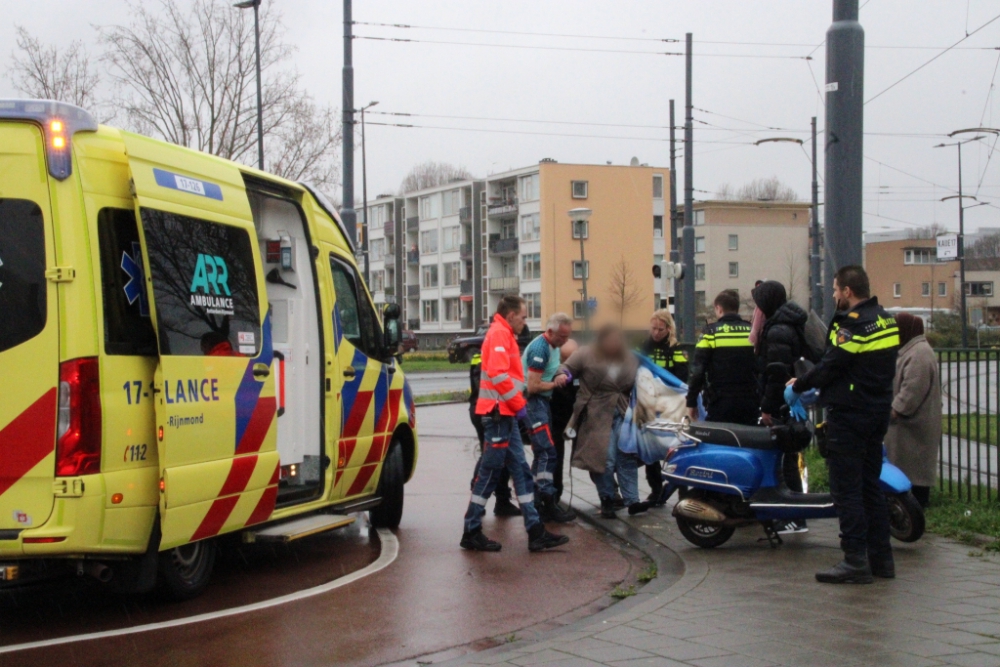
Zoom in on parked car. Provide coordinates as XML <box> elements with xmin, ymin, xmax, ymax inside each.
<box><xmin>447</xmin><ymin>326</ymin><xmax>488</xmax><ymax>363</ymax></box>
<box><xmin>400</xmin><ymin>330</ymin><xmax>419</xmax><ymax>353</ymax></box>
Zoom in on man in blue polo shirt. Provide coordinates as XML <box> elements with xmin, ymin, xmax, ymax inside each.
<box><xmin>523</xmin><ymin>312</ymin><xmax>576</xmax><ymax>523</ymax></box>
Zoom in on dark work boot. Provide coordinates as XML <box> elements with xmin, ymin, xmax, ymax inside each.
<box><xmin>627</xmin><ymin>501</ymin><xmax>651</xmax><ymax>516</ymax></box>
<box><xmin>538</xmin><ymin>495</ymin><xmax>576</xmax><ymax>523</ymax></box>
<box><xmin>527</xmin><ymin>524</ymin><xmax>570</xmax><ymax>552</ymax></box>
<box><xmin>612</xmin><ymin>492</ymin><xmax>626</xmax><ymax>510</ymax></box>
<box><xmin>647</xmin><ymin>483</ymin><xmax>666</xmax><ymax>507</ymax></box>
<box><xmin>815</xmin><ymin>552</ymin><xmax>874</xmax><ymax>584</ymax></box>
<box><xmin>460</xmin><ymin>530</ymin><xmax>502</xmax><ymax>552</ymax></box>
<box><xmin>600</xmin><ymin>498</ymin><xmax>617</xmax><ymax>519</ymax></box>
<box><xmin>493</xmin><ymin>497</ymin><xmax>522</xmax><ymax>517</ymax></box>
<box><xmin>870</xmin><ymin>553</ymin><xmax>896</xmax><ymax>579</ymax></box>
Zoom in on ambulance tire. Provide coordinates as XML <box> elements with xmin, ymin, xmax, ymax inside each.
<box><xmin>370</xmin><ymin>440</ymin><xmax>405</xmax><ymax>529</ymax></box>
<box><xmin>157</xmin><ymin>538</ymin><xmax>217</xmax><ymax>601</ymax></box>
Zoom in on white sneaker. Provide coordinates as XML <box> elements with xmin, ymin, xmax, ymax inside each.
<box><xmin>775</xmin><ymin>520</ymin><xmax>809</xmax><ymax>535</ymax></box>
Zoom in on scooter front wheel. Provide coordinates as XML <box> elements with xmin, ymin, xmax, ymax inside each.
<box><xmin>887</xmin><ymin>491</ymin><xmax>925</xmax><ymax>543</ymax></box>
<box><xmin>676</xmin><ymin>517</ymin><xmax>735</xmax><ymax>549</ymax></box>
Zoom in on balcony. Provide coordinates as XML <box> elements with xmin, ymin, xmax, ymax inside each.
<box><xmin>383</xmin><ymin>221</ymin><xmax>394</xmax><ymax>236</ymax></box>
<box><xmin>459</xmin><ymin>206</ymin><xmax>472</xmax><ymax>224</ymax></box>
<box><xmin>406</xmin><ymin>284</ymin><xmax>421</xmax><ymax>298</ymax></box>
<box><xmin>488</xmin><ymin>276</ymin><xmax>520</xmax><ymax>293</ymax></box>
<box><xmin>461</xmin><ymin>315</ymin><xmax>474</xmax><ymax>330</ymax></box>
<box><xmin>384</xmin><ymin>253</ymin><xmax>395</xmax><ymax>268</ymax></box>
<box><xmin>487</xmin><ymin>197</ymin><xmax>518</xmax><ymax>218</ymax></box>
<box><xmin>407</xmin><ymin>319</ymin><xmax>420</xmax><ymax>331</ymax></box>
<box><xmin>459</xmin><ymin>242</ymin><xmax>473</xmax><ymax>259</ymax></box>
<box><xmin>488</xmin><ymin>234</ymin><xmax>519</xmax><ymax>256</ymax></box>
<box><xmin>384</xmin><ymin>286</ymin><xmax>395</xmax><ymax>298</ymax></box>
<box><xmin>407</xmin><ymin>250</ymin><xmax>419</xmax><ymax>265</ymax></box>
<box><xmin>406</xmin><ymin>216</ymin><xmax>419</xmax><ymax>232</ymax></box>
<box><xmin>460</xmin><ymin>279</ymin><xmax>473</xmax><ymax>295</ymax></box>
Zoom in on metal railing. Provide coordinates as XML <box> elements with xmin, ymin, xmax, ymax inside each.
<box><xmin>406</xmin><ymin>250</ymin><xmax>419</xmax><ymax>264</ymax></box>
<box><xmin>488</xmin><ymin>276</ymin><xmax>519</xmax><ymax>292</ymax></box>
<box><xmin>406</xmin><ymin>284</ymin><xmax>421</xmax><ymax>298</ymax></box>
<box><xmin>937</xmin><ymin>348</ymin><xmax>1000</xmax><ymax>501</ymax></box>
<box><xmin>488</xmin><ymin>235</ymin><xmax>519</xmax><ymax>255</ymax></box>
<box><xmin>384</xmin><ymin>253</ymin><xmax>395</xmax><ymax>268</ymax></box>
<box><xmin>459</xmin><ymin>206</ymin><xmax>472</xmax><ymax>223</ymax></box>
<box><xmin>406</xmin><ymin>216</ymin><xmax>419</xmax><ymax>232</ymax></box>
<box><xmin>460</xmin><ymin>279</ymin><xmax>473</xmax><ymax>294</ymax></box>
<box><xmin>487</xmin><ymin>198</ymin><xmax>518</xmax><ymax>217</ymax></box>
<box><xmin>459</xmin><ymin>242</ymin><xmax>472</xmax><ymax>259</ymax></box>
<box><xmin>383</xmin><ymin>221</ymin><xmax>394</xmax><ymax>236</ymax></box>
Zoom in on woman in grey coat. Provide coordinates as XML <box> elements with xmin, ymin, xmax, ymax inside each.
<box><xmin>557</xmin><ymin>325</ymin><xmax>648</xmax><ymax>518</ymax></box>
<box><xmin>884</xmin><ymin>313</ymin><xmax>941</xmax><ymax>508</ymax></box>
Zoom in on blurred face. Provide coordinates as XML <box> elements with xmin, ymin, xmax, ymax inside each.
<box><xmin>507</xmin><ymin>304</ymin><xmax>528</xmax><ymax>334</ymax></box>
<box><xmin>599</xmin><ymin>330</ymin><xmax>625</xmax><ymax>358</ymax></box>
<box><xmin>649</xmin><ymin>317</ymin><xmax>670</xmax><ymax>343</ymax></box>
<box><xmin>560</xmin><ymin>339</ymin><xmax>578</xmax><ymax>362</ymax></box>
<box><xmin>548</xmin><ymin>322</ymin><xmax>572</xmax><ymax>348</ymax></box>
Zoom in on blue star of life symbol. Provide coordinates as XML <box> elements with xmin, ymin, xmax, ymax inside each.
<box><xmin>121</xmin><ymin>242</ymin><xmax>149</xmax><ymax>317</ymax></box>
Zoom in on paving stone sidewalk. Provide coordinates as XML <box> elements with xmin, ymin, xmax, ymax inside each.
<box><xmin>443</xmin><ymin>467</ymin><xmax>1000</xmax><ymax>667</ymax></box>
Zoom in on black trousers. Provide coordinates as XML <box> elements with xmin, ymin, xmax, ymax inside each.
<box><xmin>706</xmin><ymin>394</ymin><xmax>760</xmax><ymax>426</ymax></box>
<box><xmin>825</xmin><ymin>412</ymin><xmax>892</xmax><ymax>559</ymax></box>
<box><xmin>470</xmin><ymin>406</ymin><xmax>512</xmax><ymax>502</ymax></box>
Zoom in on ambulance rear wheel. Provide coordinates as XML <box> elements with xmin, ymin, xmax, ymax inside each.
<box><xmin>157</xmin><ymin>538</ymin><xmax>217</xmax><ymax>601</ymax></box>
<box><xmin>370</xmin><ymin>440</ymin><xmax>405</xmax><ymax>529</ymax></box>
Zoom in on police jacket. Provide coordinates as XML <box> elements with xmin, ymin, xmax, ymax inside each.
<box><xmin>758</xmin><ymin>301</ymin><xmax>807</xmax><ymax>415</ymax></box>
<box><xmin>469</xmin><ymin>352</ymin><xmax>482</xmax><ymax>405</ymax></box>
<box><xmin>686</xmin><ymin>313</ymin><xmax>756</xmax><ymax>408</ymax></box>
<box><xmin>793</xmin><ymin>296</ymin><xmax>899</xmax><ymax>414</ymax></box>
<box><xmin>639</xmin><ymin>337</ymin><xmax>689</xmax><ymax>383</ymax></box>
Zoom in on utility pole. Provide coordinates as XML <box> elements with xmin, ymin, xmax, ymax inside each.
<box><xmin>340</xmin><ymin>0</ymin><xmax>357</xmax><ymax>245</ymax></box>
<box><xmin>669</xmin><ymin>99</ymin><xmax>681</xmax><ymax>324</ymax></box>
<box><xmin>957</xmin><ymin>140</ymin><xmax>968</xmax><ymax>348</ymax></box>
<box><xmin>681</xmin><ymin>33</ymin><xmax>696</xmax><ymax>342</ymax></box>
<box><xmin>811</xmin><ymin>116</ymin><xmax>823</xmax><ymax>317</ymax></box>
<box><xmin>233</xmin><ymin>0</ymin><xmax>264</xmax><ymax>170</ymax></box>
<box><xmin>359</xmin><ymin>100</ymin><xmax>378</xmax><ymax>285</ymax></box>
<box><xmin>823</xmin><ymin>0</ymin><xmax>864</xmax><ymax>316</ymax></box>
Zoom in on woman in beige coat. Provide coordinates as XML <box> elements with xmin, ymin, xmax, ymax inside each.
<box><xmin>885</xmin><ymin>313</ymin><xmax>940</xmax><ymax>508</ymax></box>
<box><xmin>557</xmin><ymin>325</ymin><xmax>646</xmax><ymax>518</ymax></box>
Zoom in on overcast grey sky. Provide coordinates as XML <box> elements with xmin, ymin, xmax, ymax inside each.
<box><xmin>3</xmin><ymin>1</ymin><xmax>1000</xmax><ymax>234</ymax></box>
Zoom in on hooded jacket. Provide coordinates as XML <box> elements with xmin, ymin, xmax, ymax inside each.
<box><xmin>758</xmin><ymin>301</ymin><xmax>808</xmax><ymax>414</ymax></box>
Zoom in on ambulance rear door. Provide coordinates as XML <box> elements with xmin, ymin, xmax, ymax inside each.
<box><xmin>0</xmin><ymin>122</ymin><xmax>59</xmax><ymax>537</ymax></box>
<box><xmin>121</xmin><ymin>133</ymin><xmax>280</xmax><ymax>550</ymax></box>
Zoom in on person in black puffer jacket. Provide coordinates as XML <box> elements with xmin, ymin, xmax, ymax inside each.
<box><xmin>753</xmin><ymin>281</ymin><xmax>808</xmax><ymax>534</ymax></box>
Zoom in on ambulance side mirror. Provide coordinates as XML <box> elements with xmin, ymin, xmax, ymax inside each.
<box><xmin>382</xmin><ymin>303</ymin><xmax>402</xmax><ymax>357</ymax></box>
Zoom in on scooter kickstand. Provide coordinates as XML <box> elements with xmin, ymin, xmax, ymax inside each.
<box><xmin>758</xmin><ymin>522</ymin><xmax>783</xmax><ymax>548</ymax></box>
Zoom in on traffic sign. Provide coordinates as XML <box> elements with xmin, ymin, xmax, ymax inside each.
<box><xmin>937</xmin><ymin>233</ymin><xmax>958</xmax><ymax>260</ymax></box>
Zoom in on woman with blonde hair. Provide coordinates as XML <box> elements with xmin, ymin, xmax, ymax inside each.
<box><xmin>638</xmin><ymin>309</ymin><xmax>688</xmax><ymax>504</ymax></box>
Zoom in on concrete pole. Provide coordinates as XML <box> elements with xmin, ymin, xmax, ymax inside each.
<box><xmin>823</xmin><ymin>0</ymin><xmax>864</xmax><ymax>316</ymax></box>
<box><xmin>340</xmin><ymin>0</ymin><xmax>357</xmax><ymax>245</ymax></box>
<box><xmin>958</xmin><ymin>141</ymin><xmax>968</xmax><ymax>347</ymax></box>
<box><xmin>811</xmin><ymin>116</ymin><xmax>823</xmax><ymax>317</ymax></box>
<box><xmin>681</xmin><ymin>33</ymin><xmax>696</xmax><ymax>342</ymax></box>
<box><xmin>361</xmin><ymin>105</ymin><xmax>369</xmax><ymax>284</ymax></box>
<box><xmin>252</xmin><ymin>1</ymin><xmax>263</xmax><ymax>171</ymax></box>
<box><xmin>669</xmin><ymin>99</ymin><xmax>681</xmax><ymax>322</ymax></box>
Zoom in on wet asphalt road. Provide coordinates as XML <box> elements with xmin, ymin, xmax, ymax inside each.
<box><xmin>0</xmin><ymin>404</ymin><xmax>647</xmax><ymax>667</ymax></box>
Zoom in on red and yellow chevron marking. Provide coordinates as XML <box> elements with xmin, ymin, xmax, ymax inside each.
<box><xmin>0</xmin><ymin>388</ymin><xmax>56</xmax><ymax>498</ymax></box>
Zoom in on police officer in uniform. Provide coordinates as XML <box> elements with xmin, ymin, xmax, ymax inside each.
<box><xmin>790</xmin><ymin>266</ymin><xmax>899</xmax><ymax>584</ymax></box>
<box><xmin>686</xmin><ymin>290</ymin><xmax>758</xmax><ymax>425</ymax></box>
<box><xmin>639</xmin><ymin>309</ymin><xmax>688</xmax><ymax>504</ymax></box>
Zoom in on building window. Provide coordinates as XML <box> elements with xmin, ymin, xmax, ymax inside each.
<box><xmin>442</xmin><ymin>226</ymin><xmax>461</xmax><ymax>252</ymax></box>
<box><xmin>729</xmin><ymin>262</ymin><xmax>739</xmax><ymax>278</ymax></box>
<box><xmin>695</xmin><ymin>237</ymin><xmax>706</xmax><ymax>253</ymax></box>
<box><xmin>653</xmin><ymin>215</ymin><xmax>663</xmax><ymax>238</ymax></box>
<box><xmin>653</xmin><ymin>175</ymin><xmax>664</xmax><ymax>199</ymax></box>
<box><xmin>938</xmin><ymin>282</ymin><xmax>947</xmax><ymax>297</ymax></box>
<box><xmin>501</xmin><ymin>258</ymin><xmax>518</xmax><ymax>277</ymax></box>
<box><xmin>371</xmin><ymin>271</ymin><xmax>385</xmax><ymax>292</ymax></box>
<box><xmin>420</xmin><ymin>194</ymin><xmax>439</xmax><ymax>220</ymax></box>
<box><xmin>572</xmin><ymin>300</ymin><xmax>586</xmax><ymax>319</ymax></box>
<box><xmin>695</xmin><ymin>291</ymin><xmax>706</xmax><ymax>311</ymax></box>
<box><xmin>422</xmin><ymin>265</ymin><xmax>439</xmax><ymax>288</ymax></box>
<box><xmin>523</xmin><ymin>292</ymin><xmax>542</xmax><ymax>319</ymax></box>
<box><xmin>693</xmin><ymin>210</ymin><xmax>705</xmax><ymax>226</ymax></box>
<box><xmin>921</xmin><ymin>282</ymin><xmax>931</xmax><ymax>297</ymax></box>
<box><xmin>904</xmin><ymin>248</ymin><xmax>934</xmax><ymax>265</ymax></box>
<box><xmin>501</xmin><ymin>219</ymin><xmax>517</xmax><ymax>239</ymax></box>
<box><xmin>370</xmin><ymin>238</ymin><xmax>385</xmax><ymax>261</ymax></box>
<box><xmin>728</xmin><ymin>234</ymin><xmax>738</xmax><ymax>251</ymax></box>
<box><xmin>893</xmin><ymin>283</ymin><xmax>901</xmax><ymax>298</ymax></box>
<box><xmin>443</xmin><ymin>297</ymin><xmax>461</xmax><ymax>321</ymax></box>
<box><xmin>572</xmin><ymin>260</ymin><xmax>590</xmax><ymax>279</ymax></box>
<box><xmin>422</xmin><ymin>299</ymin><xmax>439</xmax><ymax>322</ymax></box>
<box><xmin>572</xmin><ymin>220</ymin><xmax>589</xmax><ymax>239</ymax></box>
<box><xmin>420</xmin><ymin>230</ymin><xmax>438</xmax><ymax>254</ymax></box>
<box><xmin>443</xmin><ymin>189</ymin><xmax>460</xmax><ymax>216</ymax></box>
<box><xmin>966</xmin><ymin>282</ymin><xmax>995</xmax><ymax>297</ymax></box>
<box><xmin>572</xmin><ymin>180</ymin><xmax>588</xmax><ymax>199</ymax></box>
<box><xmin>695</xmin><ymin>264</ymin><xmax>706</xmax><ymax>281</ymax></box>
<box><xmin>443</xmin><ymin>261</ymin><xmax>461</xmax><ymax>286</ymax></box>
<box><xmin>521</xmin><ymin>213</ymin><xmax>540</xmax><ymax>241</ymax></box>
<box><xmin>520</xmin><ymin>174</ymin><xmax>539</xmax><ymax>201</ymax></box>
<box><xmin>522</xmin><ymin>253</ymin><xmax>541</xmax><ymax>280</ymax></box>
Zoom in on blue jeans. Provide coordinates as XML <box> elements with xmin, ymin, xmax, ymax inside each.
<box><xmin>526</xmin><ymin>395</ymin><xmax>558</xmax><ymax>499</ymax></box>
<box><xmin>590</xmin><ymin>412</ymin><xmax>641</xmax><ymax>506</ymax></box>
<box><xmin>464</xmin><ymin>414</ymin><xmax>541</xmax><ymax>534</ymax></box>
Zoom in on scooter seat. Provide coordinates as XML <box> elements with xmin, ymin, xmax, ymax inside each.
<box><xmin>686</xmin><ymin>423</ymin><xmax>780</xmax><ymax>450</ymax></box>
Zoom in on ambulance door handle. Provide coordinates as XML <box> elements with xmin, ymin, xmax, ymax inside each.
<box><xmin>343</xmin><ymin>366</ymin><xmax>357</xmax><ymax>379</ymax></box>
<box><xmin>253</xmin><ymin>363</ymin><xmax>271</xmax><ymax>378</ymax></box>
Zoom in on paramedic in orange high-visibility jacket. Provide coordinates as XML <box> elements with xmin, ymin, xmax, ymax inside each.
<box><xmin>461</xmin><ymin>295</ymin><xmax>570</xmax><ymax>553</ymax></box>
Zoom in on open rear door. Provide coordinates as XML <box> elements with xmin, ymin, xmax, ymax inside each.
<box><xmin>122</xmin><ymin>133</ymin><xmax>279</xmax><ymax>549</ymax></box>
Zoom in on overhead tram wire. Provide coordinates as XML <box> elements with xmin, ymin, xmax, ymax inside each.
<box><xmin>973</xmin><ymin>51</ymin><xmax>1000</xmax><ymax>196</ymax></box>
<box><xmin>368</xmin><ymin>110</ymin><xmax>670</xmax><ymax>131</ymax></box>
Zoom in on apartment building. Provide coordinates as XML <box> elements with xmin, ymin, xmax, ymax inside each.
<box><xmin>363</xmin><ymin>160</ymin><xmax>666</xmax><ymax>346</ymax></box>
<box><xmin>677</xmin><ymin>201</ymin><xmax>812</xmax><ymax>316</ymax></box>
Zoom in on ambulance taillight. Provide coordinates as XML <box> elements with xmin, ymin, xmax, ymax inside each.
<box><xmin>56</xmin><ymin>358</ymin><xmax>103</xmax><ymax>476</ymax></box>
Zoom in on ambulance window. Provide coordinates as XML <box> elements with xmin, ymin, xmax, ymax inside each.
<box><xmin>329</xmin><ymin>256</ymin><xmax>381</xmax><ymax>359</ymax></box>
<box><xmin>140</xmin><ymin>209</ymin><xmax>261</xmax><ymax>357</ymax></box>
<box><xmin>0</xmin><ymin>199</ymin><xmax>46</xmax><ymax>353</ymax></box>
<box><xmin>97</xmin><ymin>208</ymin><xmax>158</xmax><ymax>356</ymax></box>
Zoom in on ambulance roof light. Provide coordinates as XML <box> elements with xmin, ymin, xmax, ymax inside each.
<box><xmin>0</xmin><ymin>99</ymin><xmax>98</xmax><ymax>180</ymax></box>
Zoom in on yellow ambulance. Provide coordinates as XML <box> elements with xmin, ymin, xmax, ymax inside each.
<box><xmin>0</xmin><ymin>100</ymin><xmax>417</xmax><ymax>599</ymax></box>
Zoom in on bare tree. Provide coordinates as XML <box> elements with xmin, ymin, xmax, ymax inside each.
<box><xmin>607</xmin><ymin>256</ymin><xmax>643</xmax><ymax>325</ymax></box>
<box><xmin>968</xmin><ymin>231</ymin><xmax>1000</xmax><ymax>259</ymax></box>
<box><xmin>716</xmin><ymin>182</ymin><xmax>734</xmax><ymax>200</ymax></box>
<box><xmin>399</xmin><ymin>161</ymin><xmax>474</xmax><ymax>194</ymax></box>
<box><xmin>783</xmin><ymin>246</ymin><xmax>806</xmax><ymax>304</ymax></box>
<box><xmin>735</xmin><ymin>177</ymin><xmax>798</xmax><ymax>202</ymax></box>
<box><xmin>907</xmin><ymin>223</ymin><xmax>949</xmax><ymax>240</ymax></box>
<box><xmin>9</xmin><ymin>26</ymin><xmax>102</xmax><ymax>111</ymax></box>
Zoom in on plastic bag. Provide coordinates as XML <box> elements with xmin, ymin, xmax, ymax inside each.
<box><xmin>617</xmin><ymin>391</ymin><xmax>640</xmax><ymax>455</ymax></box>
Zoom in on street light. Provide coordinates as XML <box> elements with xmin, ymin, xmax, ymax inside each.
<box><xmin>358</xmin><ymin>100</ymin><xmax>379</xmax><ymax>284</ymax></box>
<box><xmin>568</xmin><ymin>207</ymin><xmax>592</xmax><ymax>332</ymax></box>
<box><xmin>935</xmin><ymin>128</ymin><xmax>999</xmax><ymax>346</ymax></box>
<box><xmin>234</xmin><ymin>0</ymin><xmax>264</xmax><ymax>171</ymax></box>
